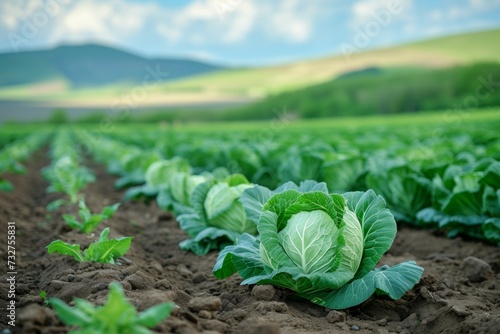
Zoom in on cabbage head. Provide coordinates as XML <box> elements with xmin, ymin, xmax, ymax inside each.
<box><xmin>213</xmin><ymin>180</ymin><xmax>423</xmax><ymax>309</ymax></box>
<box><xmin>177</xmin><ymin>174</ymin><xmax>257</xmax><ymax>255</ymax></box>
<box><xmin>157</xmin><ymin>172</ymin><xmax>210</xmax><ymax>215</ymax></box>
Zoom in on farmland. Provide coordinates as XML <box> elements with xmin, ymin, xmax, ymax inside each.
<box><xmin>1</xmin><ymin>109</ymin><xmax>499</xmax><ymax>333</ymax></box>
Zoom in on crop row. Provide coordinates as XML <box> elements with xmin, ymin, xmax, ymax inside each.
<box><xmin>108</xmin><ymin>121</ymin><xmax>500</xmax><ymax>245</ymax></box>
<box><xmin>15</xmin><ymin>129</ymin><xmax>420</xmax><ymax>331</ymax></box>
<box><xmin>0</xmin><ymin>131</ymin><xmax>49</xmax><ymax>191</ymax></box>
<box><xmin>30</xmin><ymin>129</ymin><xmax>175</xmax><ymax>333</ymax></box>
<box><xmin>5</xmin><ymin>120</ymin><xmax>499</xmax><ymax>333</ymax></box>
<box><xmin>78</xmin><ymin>131</ymin><xmax>424</xmax><ymax>310</ymax></box>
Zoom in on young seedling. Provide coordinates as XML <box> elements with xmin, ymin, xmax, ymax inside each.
<box><xmin>47</xmin><ymin>199</ymin><xmax>68</xmax><ymax>212</ymax></box>
<box><xmin>49</xmin><ymin>282</ymin><xmax>175</xmax><ymax>334</ymax></box>
<box><xmin>63</xmin><ymin>200</ymin><xmax>120</xmax><ymax>234</ymax></box>
<box><xmin>47</xmin><ymin>228</ymin><xmax>132</xmax><ymax>264</ymax></box>
<box><xmin>0</xmin><ymin>179</ymin><xmax>13</xmax><ymax>192</ymax></box>
<box><xmin>39</xmin><ymin>290</ymin><xmax>49</xmax><ymax>306</ymax></box>
<box><xmin>42</xmin><ymin>155</ymin><xmax>96</xmax><ymax>207</ymax></box>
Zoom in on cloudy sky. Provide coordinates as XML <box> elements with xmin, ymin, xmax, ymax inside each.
<box><xmin>1</xmin><ymin>0</ymin><xmax>499</xmax><ymax>65</ymax></box>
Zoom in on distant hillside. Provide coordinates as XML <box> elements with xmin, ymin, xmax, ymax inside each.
<box><xmin>224</xmin><ymin>62</ymin><xmax>500</xmax><ymax>120</ymax></box>
<box><xmin>157</xmin><ymin>28</ymin><xmax>500</xmax><ymax>97</ymax></box>
<box><xmin>0</xmin><ymin>29</ymin><xmax>498</xmax><ymax>109</ymax></box>
<box><xmin>0</xmin><ymin>44</ymin><xmax>223</xmax><ymax>88</ymax></box>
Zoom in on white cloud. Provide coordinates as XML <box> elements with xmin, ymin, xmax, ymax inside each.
<box><xmin>268</xmin><ymin>0</ymin><xmax>314</xmax><ymax>43</ymax></box>
<box><xmin>221</xmin><ymin>2</ymin><xmax>258</xmax><ymax>43</ymax></box>
<box><xmin>0</xmin><ymin>0</ymin><xmax>325</xmax><ymax>53</ymax></box>
<box><xmin>352</xmin><ymin>0</ymin><xmax>384</xmax><ymax>24</ymax></box>
<box><xmin>48</xmin><ymin>0</ymin><xmax>151</xmax><ymax>45</ymax></box>
<box><xmin>155</xmin><ymin>1</ymin><xmax>258</xmax><ymax>44</ymax></box>
<box><xmin>155</xmin><ymin>0</ymin><xmax>318</xmax><ymax>45</ymax></box>
<box><xmin>0</xmin><ymin>0</ymin><xmax>155</xmax><ymax>48</ymax></box>
<box><xmin>0</xmin><ymin>0</ymin><xmax>47</xmax><ymax>29</ymax></box>
<box><xmin>351</xmin><ymin>0</ymin><xmax>413</xmax><ymax>25</ymax></box>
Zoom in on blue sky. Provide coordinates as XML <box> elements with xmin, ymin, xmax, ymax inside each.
<box><xmin>1</xmin><ymin>0</ymin><xmax>499</xmax><ymax>66</ymax></box>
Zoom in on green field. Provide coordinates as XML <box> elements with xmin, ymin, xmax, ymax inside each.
<box><xmin>1</xmin><ymin>106</ymin><xmax>499</xmax><ymax>332</ymax></box>
<box><xmin>3</xmin><ymin>106</ymin><xmax>499</xmax><ymax>239</ymax></box>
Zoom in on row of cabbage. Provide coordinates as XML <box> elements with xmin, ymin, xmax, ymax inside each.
<box><xmin>41</xmin><ymin>130</ymin><xmax>134</xmax><ymax>265</ymax></box>
<box><xmin>0</xmin><ymin>131</ymin><xmax>24</xmax><ymax>150</ymax></box>
<box><xmin>0</xmin><ymin>132</ymin><xmax>49</xmax><ymax>191</ymax></box>
<box><xmin>110</xmin><ymin>122</ymin><xmax>500</xmax><ymax>245</ymax></box>
<box><xmin>41</xmin><ymin>129</ymin><xmax>96</xmax><ymax>208</ymax></box>
<box><xmin>87</xmin><ymin>133</ymin><xmax>423</xmax><ymax>310</ymax></box>
<box><xmin>1</xmin><ymin>129</ymin><xmax>132</xmax><ymax>259</ymax></box>
<box><xmin>38</xmin><ymin>130</ymin><xmax>176</xmax><ymax>333</ymax></box>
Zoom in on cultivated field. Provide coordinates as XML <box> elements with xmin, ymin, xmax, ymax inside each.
<box><xmin>1</xmin><ymin>109</ymin><xmax>499</xmax><ymax>333</ymax></box>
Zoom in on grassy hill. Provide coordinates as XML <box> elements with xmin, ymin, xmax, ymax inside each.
<box><xmin>0</xmin><ymin>29</ymin><xmax>498</xmax><ymax>107</ymax></box>
<box><xmin>104</xmin><ymin>62</ymin><xmax>498</xmax><ymax>122</ymax></box>
<box><xmin>0</xmin><ymin>44</ymin><xmax>222</xmax><ymax>88</ymax></box>
<box><xmin>158</xmin><ymin>29</ymin><xmax>500</xmax><ymax>98</ymax></box>
<box><xmin>228</xmin><ymin>62</ymin><xmax>500</xmax><ymax>119</ymax></box>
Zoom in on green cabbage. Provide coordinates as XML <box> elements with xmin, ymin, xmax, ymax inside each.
<box><xmin>177</xmin><ymin>174</ymin><xmax>257</xmax><ymax>255</ymax></box>
<box><xmin>213</xmin><ymin>180</ymin><xmax>423</xmax><ymax>309</ymax></box>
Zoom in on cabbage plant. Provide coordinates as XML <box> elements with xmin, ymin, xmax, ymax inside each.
<box><xmin>177</xmin><ymin>174</ymin><xmax>257</xmax><ymax>255</ymax></box>
<box><xmin>50</xmin><ymin>282</ymin><xmax>174</xmax><ymax>334</ymax></box>
<box><xmin>115</xmin><ymin>150</ymin><xmax>163</xmax><ymax>189</ymax></box>
<box><xmin>366</xmin><ymin>164</ymin><xmax>432</xmax><ymax>223</ymax></box>
<box><xmin>417</xmin><ymin>158</ymin><xmax>500</xmax><ymax>243</ymax></box>
<box><xmin>124</xmin><ymin>158</ymin><xmax>190</xmax><ymax>200</ymax></box>
<box><xmin>156</xmin><ymin>172</ymin><xmax>210</xmax><ymax>215</ymax></box>
<box><xmin>213</xmin><ymin>181</ymin><xmax>423</xmax><ymax>309</ymax></box>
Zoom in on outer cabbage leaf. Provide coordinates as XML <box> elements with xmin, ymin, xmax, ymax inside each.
<box><xmin>366</xmin><ymin>165</ymin><xmax>432</xmax><ymax>222</ymax></box>
<box><xmin>240</xmin><ymin>185</ymin><xmax>273</xmax><ymax>223</ymax></box>
<box><xmin>179</xmin><ymin>227</ymin><xmax>241</xmax><ymax>256</ymax></box>
<box><xmin>278</xmin><ymin>152</ymin><xmax>324</xmax><ymax>185</ymax></box>
<box><xmin>484</xmin><ymin>188</ymin><xmax>500</xmax><ymax>216</ymax></box>
<box><xmin>418</xmin><ymin>160</ymin><xmax>499</xmax><ymax>242</ymax></box>
<box><xmin>205</xmin><ymin>183</ymin><xmax>240</xmax><ymax>220</ymax></box>
<box><xmin>169</xmin><ymin>173</ymin><xmax>208</xmax><ymax>207</ymax></box>
<box><xmin>213</xmin><ymin>233</ymin><xmax>266</xmax><ymax>279</ymax></box>
<box><xmin>144</xmin><ymin>158</ymin><xmax>190</xmax><ymax>190</ymax></box>
<box><xmin>480</xmin><ymin>162</ymin><xmax>500</xmax><ymax>189</ymax></box>
<box><xmin>343</xmin><ymin>190</ymin><xmax>396</xmax><ymax>278</ymax></box>
<box><xmin>300</xmin><ymin>261</ymin><xmax>424</xmax><ymax>309</ymax></box>
<box><xmin>482</xmin><ymin>218</ymin><xmax>500</xmax><ymax>245</ymax></box>
<box><xmin>323</xmin><ymin>156</ymin><xmax>366</xmax><ymax>193</ymax></box>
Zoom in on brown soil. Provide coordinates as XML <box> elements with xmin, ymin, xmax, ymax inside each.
<box><xmin>1</xmin><ymin>152</ymin><xmax>500</xmax><ymax>334</ymax></box>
